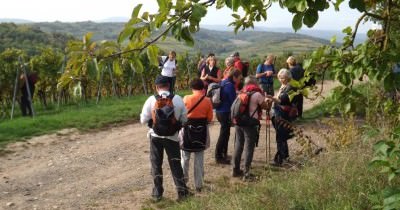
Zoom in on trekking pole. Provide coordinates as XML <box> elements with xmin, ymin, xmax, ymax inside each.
<box><xmin>266</xmin><ymin>110</ymin><xmax>271</xmax><ymax>163</ymax></box>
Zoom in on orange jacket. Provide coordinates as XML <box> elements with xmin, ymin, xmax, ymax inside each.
<box><xmin>183</xmin><ymin>91</ymin><xmax>213</xmax><ymax>122</ymax></box>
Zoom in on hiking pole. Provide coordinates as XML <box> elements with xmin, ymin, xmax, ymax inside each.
<box><xmin>266</xmin><ymin>110</ymin><xmax>271</xmax><ymax>163</ymax></box>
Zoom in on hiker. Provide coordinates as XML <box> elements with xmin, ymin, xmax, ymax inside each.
<box><xmin>222</xmin><ymin>56</ymin><xmax>235</xmax><ymax>79</ymax></box>
<box><xmin>215</xmin><ymin>69</ymin><xmax>242</xmax><ymax>164</ymax></box>
<box><xmin>180</xmin><ymin>78</ymin><xmax>213</xmax><ymax>192</ymax></box>
<box><xmin>197</xmin><ymin>55</ymin><xmax>206</xmax><ymax>78</ymax></box>
<box><xmin>200</xmin><ymin>55</ymin><xmax>222</xmax><ymax>90</ymax></box>
<box><xmin>266</xmin><ymin>68</ymin><xmax>298</xmax><ymax>166</ymax></box>
<box><xmin>160</xmin><ymin>51</ymin><xmax>178</xmax><ymax>94</ymax></box>
<box><xmin>287</xmin><ymin>56</ymin><xmax>305</xmax><ymax>118</ymax></box>
<box><xmin>231</xmin><ymin>52</ymin><xmax>244</xmax><ymax>72</ymax></box>
<box><xmin>140</xmin><ymin>75</ymin><xmax>190</xmax><ymax>201</ymax></box>
<box><xmin>256</xmin><ymin>54</ymin><xmax>276</xmax><ymax>96</ymax></box>
<box><xmin>231</xmin><ymin>76</ymin><xmax>271</xmax><ymax>178</ymax></box>
<box><xmin>19</xmin><ymin>72</ymin><xmax>37</xmax><ymax>117</ymax></box>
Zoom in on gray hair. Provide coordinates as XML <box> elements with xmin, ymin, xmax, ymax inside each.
<box><xmin>244</xmin><ymin>75</ymin><xmax>258</xmax><ymax>86</ymax></box>
<box><xmin>277</xmin><ymin>68</ymin><xmax>292</xmax><ymax>80</ymax></box>
<box><xmin>225</xmin><ymin>56</ymin><xmax>235</xmax><ymax>67</ymax></box>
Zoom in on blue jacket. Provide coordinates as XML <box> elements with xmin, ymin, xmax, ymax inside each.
<box><xmin>216</xmin><ymin>78</ymin><xmax>236</xmax><ymax>113</ymax></box>
<box><xmin>256</xmin><ymin>64</ymin><xmax>275</xmax><ymax>84</ymax></box>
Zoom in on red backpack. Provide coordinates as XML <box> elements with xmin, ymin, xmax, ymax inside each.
<box><xmin>231</xmin><ymin>91</ymin><xmax>260</xmax><ymax>126</ymax></box>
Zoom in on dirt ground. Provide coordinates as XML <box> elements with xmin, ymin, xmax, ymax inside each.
<box><xmin>0</xmin><ymin>81</ymin><xmax>337</xmax><ymax>210</ymax></box>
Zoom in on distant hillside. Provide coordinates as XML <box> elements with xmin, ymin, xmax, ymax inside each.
<box><xmin>0</xmin><ymin>18</ymin><xmax>33</xmax><ymax>24</ymax></box>
<box><xmin>26</xmin><ymin>21</ymin><xmax>328</xmax><ymax>58</ymax></box>
<box><xmin>0</xmin><ymin>23</ymin><xmax>75</xmax><ymax>56</ymax></box>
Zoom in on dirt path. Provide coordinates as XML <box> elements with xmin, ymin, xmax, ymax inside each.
<box><xmin>0</xmin><ymin>81</ymin><xmax>338</xmax><ymax>210</ymax></box>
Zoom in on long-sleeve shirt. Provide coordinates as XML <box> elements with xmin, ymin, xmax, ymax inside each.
<box><xmin>216</xmin><ymin>78</ymin><xmax>236</xmax><ymax>113</ymax></box>
<box><xmin>140</xmin><ymin>90</ymin><xmax>187</xmax><ymax>142</ymax></box>
<box><xmin>183</xmin><ymin>90</ymin><xmax>213</xmax><ymax>122</ymax></box>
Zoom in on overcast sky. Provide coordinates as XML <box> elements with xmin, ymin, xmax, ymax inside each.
<box><xmin>1</xmin><ymin>0</ymin><xmax>373</xmax><ymax>32</ymax></box>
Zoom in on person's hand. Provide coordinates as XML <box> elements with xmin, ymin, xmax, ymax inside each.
<box><xmin>200</xmin><ymin>74</ymin><xmax>209</xmax><ymax>80</ymax></box>
<box><xmin>266</xmin><ymin>71</ymin><xmax>273</xmax><ymax>76</ymax></box>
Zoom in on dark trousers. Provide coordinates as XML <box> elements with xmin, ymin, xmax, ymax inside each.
<box><xmin>261</xmin><ymin>83</ymin><xmax>274</xmax><ymax>96</ymax></box>
<box><xmin>150</xmin><ymin>136</ymin><xmax>188</xmax><ymax>198</ymax></box>
<box><xmin>232</xmin><ymin>126</ymin><xmax>258</xmax><ymax>174</ymax></box>
<box><xmin>295</xmin><ymin>94</ymin><xmax>303</xmax><ymax>117</ymax></box>
<box><xmin>20</xmin><ymin>95</ymin><xmax>32</xmax><ymax>116</ymax></box>
<box><xmin>272</xmin><ymin>117</ymin><xmax>291</xmax><ymax>164</ymax></box>
<box><xmin>215</xmin><ymin>112</ymin><xmax>231</xmax><ymax>160</ymax></box>
<box><xmin>168</xmin><ymin>76</ymin><xmax>176</xmax><ymax>95</ymax></box>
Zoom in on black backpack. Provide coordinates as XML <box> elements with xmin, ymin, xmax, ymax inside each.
<box><xmin>182</xmin><ymin>96</ymin><xmax>208</xmax><ymax>152</ymax></box>
<box><xmin>152</xmin><ymin>94</ymin><xmax>182</xmax><ymax>136</ymax></box>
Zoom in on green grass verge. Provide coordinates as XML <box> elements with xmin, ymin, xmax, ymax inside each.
<box><xmin>0</xmin><ymin>90</ymin><xmax>190</xmax><ymax>147</ymax></box>
<box><xmin>164</xmin><ymin>144</ymin><xmax>386</xmax><ymax>210</ymax></box>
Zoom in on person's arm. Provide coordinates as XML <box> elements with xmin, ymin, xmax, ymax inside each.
<box><xmin>255</xmin><ymin>64</ymin><xmax>265</xmax><ymax>79</ymax></box>
<box><xmin>140</xmin><ymin>96</ymin><xmax>153</xmax><ymax>124</ymax></box>
<box><xmin>206</xmin><ymin>99</ymin><xmax>213</xmax><ymax>122</ymax></box>
<box><xmin>200</xmin><ymin>69</ymin><xmax>208</xmax><ymax>81</ymax></box>
<box><xmin>176</xmin><ymin>96</ymin><xmax>188</xmax><ymax>124</ymax></box>
<box><xmin>227</xmin><ymin>83</ymin><xmax>237</xmax><ymax>105</ymax></box>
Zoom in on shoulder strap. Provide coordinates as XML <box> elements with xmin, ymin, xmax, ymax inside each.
<box><xmin>188</xmin><ymin>95</ymin><xmax>205</xmax><ymax>114</ymax></box>
<box><xmin>246</xmin><ymin>91</ymin><xmax>258</xmax><ymax>118</ymax></box>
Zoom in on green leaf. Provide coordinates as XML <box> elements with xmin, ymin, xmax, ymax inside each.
<box><xmin>113</xmin><ymin>60</ymin><xmax>122</xmax><ymax>76</ymax></box>
<box><xmin>141</xmin><ymin>12</ymin><xmax>149</xmax><ymax>21</ymax></box>
<box><xmin>330</xmin><ymin>35</ymin><xmax>337</xmax><ymax>44</ymax></box>
<box><xmin>232</xmin><ymin>0</ymin><xmax>240</xmax><ymax>12</ymax></box>
<box><xmin>147</xmin><ymin>45</ymin><xmax>159</xmax><ymax>67</ymax></box>
<box><xmin>292</xmin><ymin>13</ymin><xmax>303</xmax><ymax>32</ymax></box>
<box><xmin>118</xmin><ymin>27</ymin><xmax>134</xmax><ymax>44</ymax></box>
<box><xmin>296</xmin><ymin>0</ymin><xmax>307</xmax><ymax>12</ymax></box>
<box><xmin>180</xmin><ymin>26</ymin><xmax>195</xmax><ymax>46</ymax></box>
<box><xmin>303</xmin><ymin>8</ymin><xmax>319</xmax><ymax>28</ymax></box>
<box><xmin>344</xmin><ymin>102</ymin><xmax>352</xmax><ymax>113</ymax></box>
<box><xmin>314</xmin><ymin>0</ymin><xmax>327</xmax><ymax>11</ymax></box>
<box><xmin>157</xmin><ymin>0</ymin><xmax>167</xmax><ymax>11</ymax></box>
<box><xmin>232</xmin><ymin>14</ymin><xmax>241</xmax><ymax>19</ymax></box>
<box><xmin>342</xmin><ymin>26</ymin><xmax>352</xmax><ymax>35</ymax></box>
<box><xmin>131</xmin><ymin>57</ymin><xmax>144</xmax><ymax>73</ymax></box>
<box><xmin>225</xmin><ymin>0</ymin><xmax>232</xmax><ymax>8</ymax></box>
<box><xmin>349</xmin><ymin>0</ymin><xmax>365</xmax><ymax>12</ymax></box>
<box><xmin>131</xmin><ymin>4</ymin><xmax>142</xmax><ymax>18</ymax></box>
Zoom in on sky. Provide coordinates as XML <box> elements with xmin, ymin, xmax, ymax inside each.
<box><xmin>1</xmin><ymin>0</ymin><xmax>373</xmax><ymax>32</ymax></box>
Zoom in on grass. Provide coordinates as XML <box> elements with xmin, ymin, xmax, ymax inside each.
<box><xmin>165</xmin><ymin>143</ymin><xmax>387</xmax><ymax>210</ymax></box>
<box><xmin>0</xmin><ymin>90</ymin><xmax>190</xmax><ymax>147</ymax></box>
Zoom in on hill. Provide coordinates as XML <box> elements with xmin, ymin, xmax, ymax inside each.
<box><xmin>0</xmin><ymin>23</ymin><xmax>75</xmax><ymax>56</ymax></box>
<box><xmin>28</xmin><ymin>21</ymin><xmax>329</xmax><ymax>57</ymax></box>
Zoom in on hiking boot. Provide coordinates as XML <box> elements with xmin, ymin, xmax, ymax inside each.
<box><xmin>151</xmin><ymin>196</ymin><xmax>162</xmax><ymax>202</ymax></box>
<box><xmin>269</xmin><ymin>161</ymin><xmax>282</xmax><ymax>167</ymax></box>
<box><xmin>195</xmin><ymin>187</ymin><xmax>202</xmax><ymax>193</ymax></box>
<box><xmin>216</xmin><ymin>158</ymin><xmax>231</xmax><ymax>165</ymax></box>
<box><xmin>176</xmin><ymin>191</ymin><xmax>193</xmax><ymax>202</ymax></box>
<box><xmin>232</xmin><ymin>169</ymin><xmax>244</xmax><ymax>177</ymax></box>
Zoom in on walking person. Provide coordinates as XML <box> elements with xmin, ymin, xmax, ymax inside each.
<box><xmin>215</xmin><ymin>69</ymin><xmax>242</xmax><ymax>164</ymax></box>
<box><xmin>19</xmin><ymin>73</ymin><xmax>37</xmax><ymax>116</ymax></box>
<box><xmin>140</xmin><ymin>75</ymin><xmax>190</xmax><ymax>201</ymax></box>
<box><xmin>231</xmin><ymin>76</ymin><xmax>271</xmax><ymax>178</ymax></box>
<box><xmin>160</xmin><ymin>51</ymin><xmax>178</xmax><ymax>94</ymax></box>
<box><xmin>266</xmin><ymin>69</ymin><xmax>298</xmax><ymax>166</ymax></box>
<box><xmin>256</xmin><ymin>54</ymin><xmax>276</xmax><ymax>96</ymax></box>
<box><xmin>200</xmin><ymin>55</ymin><xmax>222</xmax><ymax>90</ymax></box>
<box><xmin>180</xmin><ymin>79</ymin><xmax>213</xmax><ymax>192</ymax></box>
<box><xmin>287</xmin><ymin>56</ymin><xmax>305</xmax><ymax>118</ymax></box>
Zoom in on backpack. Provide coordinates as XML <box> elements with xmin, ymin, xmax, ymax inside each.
<box><xmin>241</xmin><ymin>61</ymin><xmax>250</xmax><ymax>77</ymax></box>
<box><xmin>206</xmin><ymin>82</ymin><xmax>225</xmax><ymax>108</ymax></box>
<box><xmin>152</xmin><ymin>94</ymin><xmax>182</xmax><ymax>136</ymax></box>
<box><xmin>182</xmin><ymin>96</ymin><xmax>208</xmax><ymax>152</ymax></box>
<box><xmin>231</xmin><ymin>91</ymin><xmax>260</xmax><ymax>126</ymax></box>
<box><xmin>159</xmin><ymin>56</ymin><xmax>177</xmax><ymax>69</ymax></box>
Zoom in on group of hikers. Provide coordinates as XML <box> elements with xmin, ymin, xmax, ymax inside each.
<box><xmin>140</xmin><ymin>51</ymin><xmax>305</xmax><ymax>201</ymax></box>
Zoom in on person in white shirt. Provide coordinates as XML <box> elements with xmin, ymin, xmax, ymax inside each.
<box><xmin>140</xmin><ymin>75</ymin><xmax>189</xmax><ymax>201</ymax></box>
<box><xmin>160</xmin><ymin>51</ymin><xmax>178</xmax><ymax>94</ymax></box>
